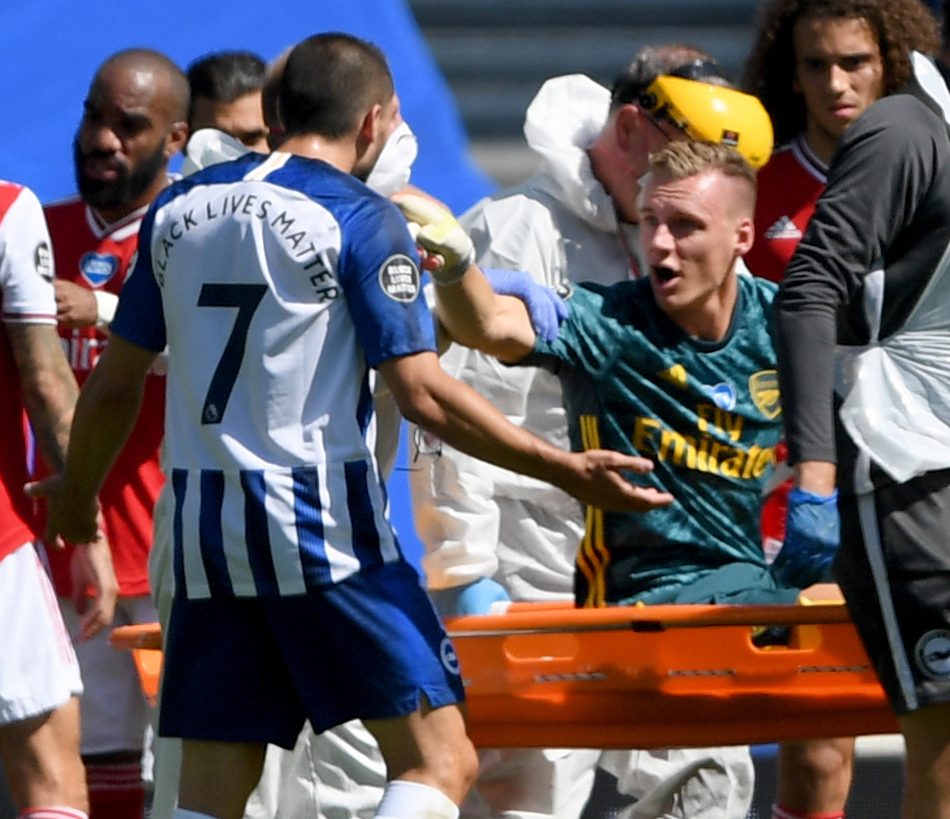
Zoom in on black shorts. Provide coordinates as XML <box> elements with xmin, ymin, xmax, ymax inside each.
<box><xmin>836</xmin><ymin>467</ymin><xmax>950</xmax><ymax>715</ymax></box>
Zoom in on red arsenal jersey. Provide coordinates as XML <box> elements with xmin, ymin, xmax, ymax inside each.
<box><xmin>746</xmin><ymin>136</ymin><xmax>827</xmax><ymax>284</ymax></box>
<box><xmin>0</xmin><ymin>182</ymin><xmax>56</xmax><ymax>562</ymax></box>
<box><xmin>43</xmin><ymin>196</ymin><xmax>165</xmax><ymax>596</ymax></box>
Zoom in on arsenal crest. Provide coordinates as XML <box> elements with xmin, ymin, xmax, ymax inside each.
<box><xmin>749</xmin><ymin>370</ymin><xmax>781</xmax><ymax>419</ymax></box>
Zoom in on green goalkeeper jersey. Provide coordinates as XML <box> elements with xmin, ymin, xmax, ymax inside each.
<box><xmin>527</xmin><ymin>274</ymin><xmax>784</xmax><ymax>606</ymax></box>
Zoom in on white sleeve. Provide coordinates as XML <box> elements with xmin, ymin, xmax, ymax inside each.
<box><xmin>411</xmin><ymin>432</ymin><xmax>502</xmax><ymax>589</ymax></box>
<box><xmin>0</xmin><ymin>185</ymin><xmax>56</xmax><ymax>324</ymax></box>
<box><xmin>411</xmin><ymin>194</ymin><xmax>583</xmax><ymax>595</ymax></box>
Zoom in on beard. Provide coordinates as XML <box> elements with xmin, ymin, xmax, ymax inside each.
<box><xmin>73</xmin><ymin>135</ymin><xmax>168</xmax><ymax>212</ymax></box>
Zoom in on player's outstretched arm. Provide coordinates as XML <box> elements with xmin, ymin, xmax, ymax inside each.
<box><xmin>27</xmin><ymin>334</ymin><xmax>157</xmax><ymax>546</ymax></box>
<box><xmin>393</xmin><ymin>192</ymin><xmax>538</xmax><ymax>362</ymax></box>
<box><xmin>382</xmin><ymin>351</ymin><xmax>674</xmax><ymax>513</ymax></box>
<box><xmin>16</xmin><ymin>323</ymin><xmax>127</xmax><ymax>638</ymax></box>
<box><xmin>434</xmin><ymin>266</ymin><xmax>540</xmax><ymax>362</ymax></box>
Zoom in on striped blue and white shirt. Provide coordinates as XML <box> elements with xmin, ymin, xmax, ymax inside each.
<box><xmin>111</xmin><ymin>152</ymin><xmax>436</xmax><ymax>598</ymax></box>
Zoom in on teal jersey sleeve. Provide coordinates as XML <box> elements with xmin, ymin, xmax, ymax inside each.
<box><xmin>525</xmin><ymin>277</ymin><xmax>784</xmax><ymax>603</ymax></box>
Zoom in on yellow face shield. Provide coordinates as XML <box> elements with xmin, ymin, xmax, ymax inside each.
<box><xmin>639</xmin><ymin>76</ymin><xmax>774</xmax><ymax>169</ymax></box>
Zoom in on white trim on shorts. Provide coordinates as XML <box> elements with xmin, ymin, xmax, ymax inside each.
<box><xmin>854</xmin><ymin>451</ymin><xmax>920</xmax><ymax>711</ymax></box>
<box><xmin>0</xmin><ymin>541</ymin><xmax>82</xmax><ymax>724</ymax></box>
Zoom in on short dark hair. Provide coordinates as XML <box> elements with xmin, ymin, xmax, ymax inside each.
<box><xmin>278</xmin><ymin>33</ymin><xmax>393</xmax><ymax>139</ymax></box>
<box><xmin>610</xmin><ymin>45</ymin><xmax>731</xmax><ymax>111</ymax></box>
<box><xmin>186</xmin><ymin>50</ymin><xmax>266</xmax><ymax>122</ymax></box>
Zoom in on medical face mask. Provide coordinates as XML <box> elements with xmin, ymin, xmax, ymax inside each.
<box><xmin>366</xmin><ymin>121</ymin><xmax>418</xmax><ymax>196</ymax></box>
<box><xmin>180</xmin><ymin>128</ymin><xmax>251</xmax><ymax>177</ymax></box>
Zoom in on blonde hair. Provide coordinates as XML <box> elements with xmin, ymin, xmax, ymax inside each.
<box><xmin>648</xmin><ymin>140</ymin><xmax>756</xmax><ymax>187</ymax></box>
<box><xmin>639</xmin><ymin>141</ymin><xmax>757</xmax><ymax>217</ymax></box>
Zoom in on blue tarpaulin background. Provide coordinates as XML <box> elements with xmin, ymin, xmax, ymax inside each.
<box><xmin>1</xmin><ymin>0</ymin><xmax>495</xmax><ymax>568</ymax></box>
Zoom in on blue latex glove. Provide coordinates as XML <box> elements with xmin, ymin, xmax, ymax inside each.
<box><xmin>483</xmin><ymin>268</ymin><xmax>568</xmax><ymax>342</ymax></box>
<box><xmin>771</xmin><ymin>487</ymin><xmax>841</xmax><ymax>588</ymax></box>
<box><xmin>428</xmin><ymin>577</ymin><xmax>511</xmax><ymax>619</ymax></box>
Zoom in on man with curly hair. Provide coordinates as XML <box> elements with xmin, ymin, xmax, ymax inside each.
<box><xmin>743</xmin><ymin>0</ymin><xmax>939</xmax><ymax>283</ymax></box>
<box><xmin>742</xmin><ymin>2</ymin><xmax>941</xmax><ymax>818</ymax></box>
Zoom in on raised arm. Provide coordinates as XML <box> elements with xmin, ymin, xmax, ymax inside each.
<box><xmin>393</xmin><ymin>192</ymin><xmax>538</xmax><ymax>362</ymax></box>
<box><xmin>434</xmin><ymin>266</ymin><xmax>539</xmax><ymax>362</ymax></box>
<box><xmin>381</xmin><ymin>350</ymin><xmax>673</xmax><ymax>513</ymax></box>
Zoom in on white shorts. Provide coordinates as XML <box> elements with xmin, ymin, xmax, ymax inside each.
<box><xmin>60</xmin><ymin>593</ymin><xmax>158</xmax><ymax>755</ymax></box>
<box><xmin>0</xmin><ymin>542</ymin><xmax>82</xmax><ymax>725</ymax></box>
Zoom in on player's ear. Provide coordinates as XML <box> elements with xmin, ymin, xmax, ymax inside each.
<box><xmin>613</xmin><ymin>104</ymin><xmax>640</xmax><ymax>154</ymax></box>
<box><xmin>166</xmin><ymin>121</ymin><xmax>189</xmax><ymax>160</ymax></box>
<box><xmin>358</xmin><ymin>103</ymin><xmax>383</xmax><ymax>146</ymax></box>
<box><xmin>735</xmin><ymin>215</ymin><xmax>755</xmax><ymax>256</ymax></box>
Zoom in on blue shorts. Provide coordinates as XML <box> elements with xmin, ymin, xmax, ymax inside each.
<box><xmin>159</xmin><ymin>560</ymin><xmax>464</xmax><ymax>748</ymax></box>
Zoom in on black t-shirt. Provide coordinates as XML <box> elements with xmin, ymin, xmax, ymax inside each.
<box><xmin>775</xmin><ymin>82</ymin><xmax>950</xmax><ymax>491</ymax></box>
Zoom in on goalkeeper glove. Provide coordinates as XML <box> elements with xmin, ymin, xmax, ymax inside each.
<box><xmin>393</xmin><ymin>193</ymin><xmax>475</xmax><ymax>284</ymax></box>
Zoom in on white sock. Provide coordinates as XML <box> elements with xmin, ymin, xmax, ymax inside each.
<box><xmin>173</xmin><ymin>810</ymin><xmax>217</xmax><ymax>819</ymax></box>
<box><xmin>374</xmin><ymin>779</ymin><xmax>459</xmax><ymax>819</ymax></box>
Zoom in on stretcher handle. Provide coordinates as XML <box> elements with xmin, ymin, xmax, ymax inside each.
<box><xmin>111</xmin><ymin>622</ymin><xmax>163</xmax><ymax>651</ymax></box>
<box><xmin>110</xmin><ymin>602</ymin><xmax>853</xmax><ymax>649</ymax></box>
<box><xmin>446</xmin><ymin>601</ymin><xmax>852</xmax><ymax>638</ymax></box>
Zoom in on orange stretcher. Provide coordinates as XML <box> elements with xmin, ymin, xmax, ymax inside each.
<box><xmin>110</xmin><ymin>600</ymin><xmax>898</xmax><ymax>749</ymax></box>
